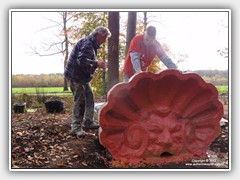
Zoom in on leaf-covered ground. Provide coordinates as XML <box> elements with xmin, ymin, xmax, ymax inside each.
<box><xmin>11</xmin><ymin>96</ymin><xmax>229</xmax><ymax>170</ymax></box>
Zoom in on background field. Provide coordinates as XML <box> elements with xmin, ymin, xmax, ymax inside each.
<box><xmin>12</xmin><ymin>87</ymin><xmax>71</xmax><ymax>94</ymax></box>
<box><xmin>12</xmin><ymin>85</ymin><xmax>228</xmax><ymax>95</ymax></box>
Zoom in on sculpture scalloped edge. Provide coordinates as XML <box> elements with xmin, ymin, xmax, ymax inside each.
<box><xmin>99</xmin><ymin>69</ymin><xmax>223</xmax><ymax>164</ymax></box>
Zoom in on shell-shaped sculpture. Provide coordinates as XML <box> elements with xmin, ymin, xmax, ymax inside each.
<box><xmin>99</xmin><ymin>70</ymin><xmax>223</xmax><ymax>164</ymax></box>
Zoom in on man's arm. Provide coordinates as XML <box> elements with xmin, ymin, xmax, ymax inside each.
<box><xmin>155</xmin><ymin>41</ymin><xmax>177</xmax><ymax>69</ymax></box>
<box><xmin>160</xmin><ymin>55</ymin><xmax>177</xmax><ymax>69</ymax></box>
<box><xmin>77</xmin><ymin>43</ymin><xmax>98</xmax><ymax>71</ymax></box>
<box><xmin>130</xmin><ymin>52</ymin><xmax>142</xmax><ymax>73</ymax></box>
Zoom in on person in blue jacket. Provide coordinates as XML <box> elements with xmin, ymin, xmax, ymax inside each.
<box><xmin>64</xmin><ymin>26</ymin><xmax>111</xmax><ymax>137</ymax></box>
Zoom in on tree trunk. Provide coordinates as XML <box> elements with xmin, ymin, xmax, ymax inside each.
<box><xmin>143</xmin><ymin>12</ymin><xmax>147</xmax><ymax>30</ymax></box>
<box><xmin>107</xmin><ymin>12</ymin><xmax>120</xmax><ymax>91</ymax></box>
<box><xmin>63</xmin><ymin>12</ymin><xmax>69</xmax><ymax>91</ymax></box>
<box><xmin>102</xmin><ymin>12</ymin><xmax>107</xmax><ymax>99</ymax></box>
<box><xmin>125</xmin><ymin>12</ymin><xmax>137</xmax><ymax>56</ymax></box>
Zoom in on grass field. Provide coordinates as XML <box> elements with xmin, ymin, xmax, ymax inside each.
<box><xmin>215</xmin><ymin>85</ymin><xmax>228</xmax><ymax>94</ymax></box>
<box><xmin>12</xmin><ymin>85</ymin><xmax>229</xmax><ymax>95</ymax></box>
<box><xmin>12</xmin><ymin>87</ymin><xmax>71</xmax><ymax>94</ymax></box>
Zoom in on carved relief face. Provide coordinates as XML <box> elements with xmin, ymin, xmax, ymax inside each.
<box><xmin>145</xmin><ymin>114</ymin><xmax>185</xmax><ymax>157</ymax></box>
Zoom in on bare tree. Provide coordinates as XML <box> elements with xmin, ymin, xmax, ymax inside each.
<box><xmin>30</xmin><ymin>12</ymin><xmax>75</xmax><ymax>91</ymax></box>
<box><xmin>143</xmin><ymin>12</ymin><xmax>147</xmax><ymax>30</ymax></box>
<box><xmin>62</xmin><ymin>12</ymin><xmax>69</xmax><ymax>91</ymax></box>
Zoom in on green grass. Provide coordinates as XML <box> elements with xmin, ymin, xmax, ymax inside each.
<box><xmin>12</xmin><ymin>87</ymin><xmax>71</xmax><ymax>94</ymax></box>
<box><xmin>26</xmin><ymin>109</ymin><xmax>37</xmax><ymax>113</ymax></box>
<box><xmin>12</xmin><ymin>85</ymin><xmax>228</xmax><ymax>95</ymax></box>
<box><xmin>215</xmin><ymin>85</ymin><xmax>228</xmax><ymax>94</ymax></box>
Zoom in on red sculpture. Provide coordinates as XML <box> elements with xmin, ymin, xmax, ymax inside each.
<box><xmin>99</xmin><ymin>70</ymin><xmax>223</xmax><ymax>164</ymax></box>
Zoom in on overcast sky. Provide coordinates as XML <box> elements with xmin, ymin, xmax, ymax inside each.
<box><xmin>11</xmin><ymin>10</ymin><xmax>229</xmax><ymax>75</ymax></box>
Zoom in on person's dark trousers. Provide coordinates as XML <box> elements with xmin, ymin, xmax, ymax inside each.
<box><xmin>70</xmin><ymin>81</ymin><xmax>95</xmax><ymax>132</ymax></box>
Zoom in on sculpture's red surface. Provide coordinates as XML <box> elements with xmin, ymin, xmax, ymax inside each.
<box><xmin>99</xmin><ymin>70</ymin><xmax>223</xmax><ymax>164</ymax></box>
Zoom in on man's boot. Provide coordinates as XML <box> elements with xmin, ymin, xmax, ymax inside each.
<box><xmin>83</xmin><ymin>119</ymin><xmax>100</xmax><ymax>130</ymax></box>
<box><xmin>70</xmin><ymin>127</ymin><xmax>89</xmax><ymax>138</ymax></box>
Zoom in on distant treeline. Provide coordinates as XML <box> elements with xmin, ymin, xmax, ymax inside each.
<box><xmin>12</xmin><ymin>70</ymin><xmax>228</xmax><ymax>87</ymax></box>
<box><xmin>192</xmin><ymin>70</ymin><xmax>228</xmax><ymax>86</ymax></box>
<box><xmin>12</xmin><ymin>74</ymin><xmax>64</xmax><ymax>87</ymax></box>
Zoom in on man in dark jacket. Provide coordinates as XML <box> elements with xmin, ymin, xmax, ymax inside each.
<box><xmin>64</xmin><ymin>26</ymin><xmax>111</xmax><ymax>137</ymax></box>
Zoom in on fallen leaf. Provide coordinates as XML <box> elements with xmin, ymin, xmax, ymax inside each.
<box><xmin>12</xmin><ymin>165</ymin><xmax>20</xmax><ymax>168</ymax></box>
<box><xmin>12</xmin><ymin>146</ymin><xmax>21</xmax><ymax>152</ymax></box>
<box><xmin>16</xmin><ymin>132</ymin><xmax>23</xmax><ymax>136</ymax></box>
<box><xmin>56</xmin><ymin>162</ymin><xmax>65</xmax><ymax>167</ymax></box>
<box><xmin>27</xmin><ymin>156</ymin><xmax>33</xmax><ymax>161</ymax></box>
<box><xmin>82</xmin><ymin>162</ymin><xmax>88</xmax><ymax>166</ymax></box>
<box><xmin>73</xmin><ymin>155</ymin><xmax>78</xmax><ymax>158</ymax></box>
<box><xmin>24</xmin><ymin>147</ymin><xmax>30</xmax><ymax>152</ymax></box>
